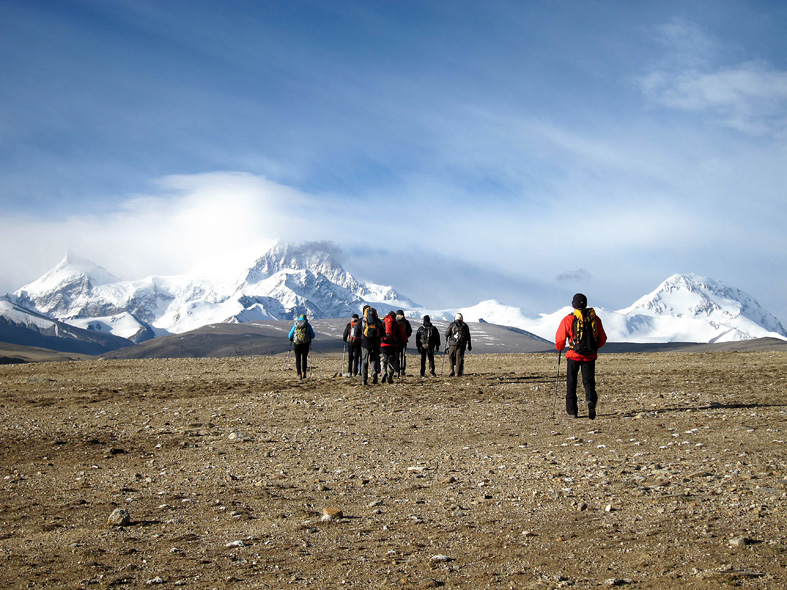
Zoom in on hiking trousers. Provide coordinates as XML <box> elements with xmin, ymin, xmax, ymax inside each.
<box><xmin>294</xmin><ymin>343</ymin><xmax>310</xmax><ymax>378</ymax></box>
<box><xmin>565</xmin><ymin>358</ymin><xmax>597</xmax><ymax>415</ymax></box>
<box><xmin>420</xmin><ymin>348</ymin><xmax>435</xmax><ymax>376</ymax></box>
<box><xmin>448</xmin><ymin>345</ymin><xmax>465</xmax><ymax>376</ymax></box>
<box><xmin>347</xmin><ymin>343</ymin><xmax>362</xmax><ymax>375</ymax></box>
<box><xmin>361</xmin><ymin>346</ymin><xmax>380</xmax><ymax>383</ymax></box>
<box><xmin>381</xmin><ymin>347</ymin><xmax>400</xmax><ymax>381</ymax></box>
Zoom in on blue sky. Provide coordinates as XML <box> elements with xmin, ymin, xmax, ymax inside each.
<box><xmin>2</xmin><ymin>0</ymin><xmax>786</xmax><ymax>323</ymax></box>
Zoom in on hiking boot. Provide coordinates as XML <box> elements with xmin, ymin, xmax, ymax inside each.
<box><xmin>448</xmin><ymin>371</ymin><xmax>455</xmax><ymax>377</ymax></box>
<box><xmin>372</xmin><ymin>376</ymin><xmax>378</xmax><ymax>384</ymax></box>
<box><xmin>587</xmin><ymin>402</ymin><xmax>596</xmax><ymax>420</ymax></box>
<box><xmin>381</xmin><ymin>374</ymin><xmax>387</xmax><ymax>384</ymax></box>
<box><xmin>420</xmin><ymin>372</ymin><xmax>425</xmax><ymax>377</ymax></box>
<box><xmin>568</xmin><ymin>413</ymin><xmax>578</xmax><ymax>419</ymax></box>
<box><xmin>430</xmin><ymin>371</ymin><xmax>436</xmax><ymax>376</ymax></box>
<box><xmin>362</xmin><ymin>379</ymin><xmax>368</xmax><ymax>386</ymax></box>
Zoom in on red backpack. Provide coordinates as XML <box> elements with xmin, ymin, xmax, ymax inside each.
<box><xmin>382</xmin><ymin>313</ymin><xmax>400</xmax><ymax>345</ymax></box>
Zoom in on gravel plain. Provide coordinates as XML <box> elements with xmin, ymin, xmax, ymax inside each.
<box><xmin>1</xmin><ymin>351</ymin><xmax>786</xmax><ymax>589</ymax></box>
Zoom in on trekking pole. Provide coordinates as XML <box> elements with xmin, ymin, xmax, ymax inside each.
<box><xmin>440</xmin><ymin>346</ymin><xmax>447</xmax><ymax>375</ymax></box>
<box><xmin>551</xmin><ymin>351</ymin><xmax>562</xmax><ymax>419</ymax></box>
<box><xmin>283</xmin><ymin>342</ymin><xmax>292</xmax><ymax>370</ymax></box>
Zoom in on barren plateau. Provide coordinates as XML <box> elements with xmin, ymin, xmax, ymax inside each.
<box><xmin>1</xmin><ymin>351</ymin><xmax>785</xmax><ymax>589</ymax></box>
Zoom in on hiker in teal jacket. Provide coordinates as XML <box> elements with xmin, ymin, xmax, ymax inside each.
<box><xmin>288</xmin><ymin>314</ymin><xmax>316</xmax><ymax>379</ymax></box>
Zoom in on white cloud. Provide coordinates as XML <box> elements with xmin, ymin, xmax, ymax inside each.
<box><xmin>641</xmin><ymin>19</ymin><xmax>787</xmax><ymax>136</ymax></box>
<box><xmin>0</xmin><ymin>172</ymin><xmax>317</xmax><ymax>291</ymax></box>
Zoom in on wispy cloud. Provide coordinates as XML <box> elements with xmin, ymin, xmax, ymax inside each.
<box><xmin>640</xmin><ymin>19</ymin><xmax>787</xmax><ymax>136</ymax></box>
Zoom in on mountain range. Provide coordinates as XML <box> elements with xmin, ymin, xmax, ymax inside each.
<box><xmin>2</xmin><ymin>241</ymin><xmax>785</xmax><ymax>355</ymax></box>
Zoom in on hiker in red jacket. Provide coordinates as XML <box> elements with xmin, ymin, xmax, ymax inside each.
<box><xmin>555</xmin><ymin>293</ymin><xmax>608</xmax><ymax>419</ymax></box>
<box><xmin>381</xmin><ymin>311</ymin><xmax>407</xmax><ymax>384</ymax></box>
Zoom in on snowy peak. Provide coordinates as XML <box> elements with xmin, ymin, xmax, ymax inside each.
<box><xmin>245</xmin><ymin>242</ymin><xmax>350</xmax><ymax>285</ymax></box>
<box><xmin>19</xmin><ymin>252</ymin><xmax>120</xmax><ymax>295</ymax></box>
<box><xmin>622</xmin><ymin>273</ymin><xmax>786</xmax><ymax>336</ymax></box>
<box><xmin>241</xmin><ymin>241</ymin><xmax>417</xmax><ymax>308</ymax></box>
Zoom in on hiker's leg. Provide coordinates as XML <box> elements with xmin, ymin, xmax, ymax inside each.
<box><xmin>565</xmin><ymin>358</ymin><xmax>580</xmax><ymax>416</ymax></box>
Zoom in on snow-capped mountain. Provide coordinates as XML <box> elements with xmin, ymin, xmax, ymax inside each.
<box><xmin>3</xmin><ymin>243</ymin><xmax>785</xmax><ymax>349</ymax></box>
<box><xmin>9</xmin><ymin>242</ymin><xmax>418</xmax><ymax>342</ymax></box>
<box><xmin>610</xmin><ymin>273</ymin><xmax>787</xmax><ymax>343</ymax></box>
<box><xmin>441</xmin><ymin>274</ymin><xmax>786</xmax><ymax>344</ymax></box>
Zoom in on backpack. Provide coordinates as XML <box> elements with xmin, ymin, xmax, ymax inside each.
<box><xmin>363</xmin><ymin>307</ymin><xmax>379</xmax><ymax>338</ymax></box>
<box><xmin>293</xmin><ymin>318</ymin><xmax>311</xmax><ymax>345</ymax></box>
<box><xmin>449</xmin><ymin>322</ymin><xmax>465</xmax><ymax>346</ymax></box>
<box><xmin>421</xmin><ymin>325</ymin><xmax>433</xmax><ymax>349</ymax></box>
<box><xmin>348</xmin><ymin>319</ymin><xmax>362</xmax><ymax>342</ymax></box>
<box><xmin>571</xmin><ymin>308</ymin><xmax>598</xmax><ymax>355</ymax></box>
<box><xmin>397</xmin><ymin>314</ymin><xmax>412</xmax><ymax>338</ymax></box>
<box><xmin>382</xmin><ymin>313</ymin><xmax>400</xmax><ymax>345</ymax></box>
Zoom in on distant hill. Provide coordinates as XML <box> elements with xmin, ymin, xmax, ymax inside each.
<box><xmin>102</xmin><ymin>319</ymin><xmax>553</xmax><ymax>359</ymax></box>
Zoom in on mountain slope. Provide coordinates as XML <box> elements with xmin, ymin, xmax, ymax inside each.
<box><xmin>0</xmin><ymin>298</ymin><xmax>134</xmax><ymax>354</ymax></box>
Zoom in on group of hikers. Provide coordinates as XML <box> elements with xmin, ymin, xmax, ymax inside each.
<box><xmin>289</xmin><ymin>293</ymin><xmax>607</xmax><ymax>419</ymax></box>
<box><xmin>341</xmin><ymin>307</ymin><xmax>473</xmax><ymax>384</ymax></box>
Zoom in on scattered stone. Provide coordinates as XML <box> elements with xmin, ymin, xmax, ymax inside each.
<box><xmin>321</xmin><ymin>507</ymin><xmax>343</xmax><ymax>521</ymax></box>
<box><xmin>604</xmin><ymin>578</ymin><xmax>633</xmax><ymax>586</ymax></box>
<box><xmin>107</xmin><ymin>508</ymin><xmax>131</xmax><ymax>526</ymax></box>
<box><xmin>225</xmin><ymin>540</ymin><xmax>245</xmax><ymax>548</ymax></box>
<box><xmin>146</xmin><ymin>577</ymin><xmax>165</xmax><ymax>585</ymax></box>
<box><xmin>431</xmin><ymin>554</ymin><xmax>453</xmax><ymax>562</ymax></box>
<box><xmin>604</xmin><ymin>504</ymin><xmax>614</xmax><ymax>512</ymax></box>
<box><xmin>417</xmin><ymin>578</ymin><xmax>443</xmax><ymax>588</ymax></box>
<box><xmin>729</xmin><ymin>536</ymin><xmax>752</xmax><ymax>547</ymax></box>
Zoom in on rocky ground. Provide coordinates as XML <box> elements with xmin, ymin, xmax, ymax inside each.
<box><xmin>0</xmin><ymin>351</ymin><xmax>785</xmax><ymax>589</ymax></box>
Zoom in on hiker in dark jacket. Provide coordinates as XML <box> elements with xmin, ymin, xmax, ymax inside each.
<box><xmin>444</xmin><ymin>313</ymin><xmax>471</xmax><ymax>377</ymax></box>
<box><xmin>360</xmin><ymin>305</ymin><xmax>383</xmax><ymax>385</ymax></box>
<box><xmin>416</xmin><ymin>315</ymin><xmax>441</xmax><ymax>377</ymax></box>
<box><xmin>342</xmin><ymin>313</ymin><xmax>362</xmax><ymax>376</ymax></box>
<box><xmin>395</xmin><ymin>310</ymin><xmax>412</xmax><ymax>377</ymax></box>
<box><xmin>288</xmin><ymin>313</ymin><xmax>316</xmax><ymax>380</ymax></box>
<box><xmin>555</xmin><ymin>293</ymin><xmax>608</xmax><ymax>419</ymax></box>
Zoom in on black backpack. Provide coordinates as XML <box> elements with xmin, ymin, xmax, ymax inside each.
<box><xmin>449</xmin><ymin>321</ymin><xmax>465</xmax><ymax>346</ymax></box>
<box><xmin>571</xmin><ymin>308</ymin><xmax>598</xmax><ymax>355</ymax></box>
<box><xmin>421</xmin><ymin>325</ymin><xmax>433</xmax><ymax>349</ymax></box>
